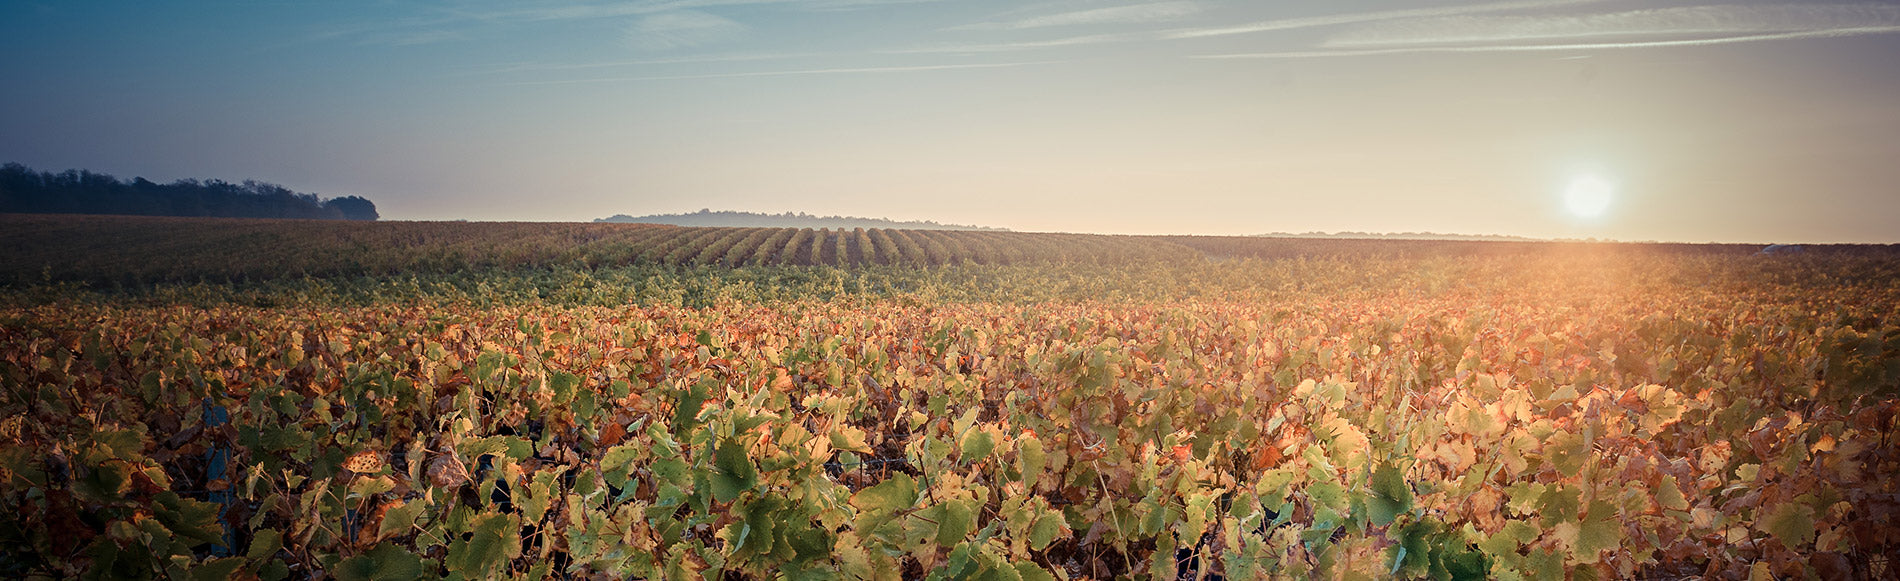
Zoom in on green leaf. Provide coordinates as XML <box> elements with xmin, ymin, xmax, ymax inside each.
<box><xmin>1028</xmin><ymin>513</ymin><xmax>1063</xmax><ymax>551</ymax></box>
<box><xmin>1014</xmin><ymin>563</ymin><xmax>1058</xmax><ymax>581</ymax></box>
<box><xmin>187</xmin><ymin>557</ymin><xmax>248</xmax><ymax>581</ymax></box>
<box><xmin>93</xmin><ymin>429</ymin><xmax>146</xmax><ymax>461</ymax></box>
<box><xmin>1526</xmin><ymin>547</ymin><xmax>1564</xmax><ymax>580</ymax></box>
<box><xmin>333</xmin><ymin>542</ymin><xmax>425</xmax><ymax>581</ymax></box>
<box><xmin>1655</xmin><ymin>475</ymin><xmax>1689</xmax><ymax>512</ymax></box>
<box><xmin>852</xmin><ymin>473</ymin><xmax>917</xmax><ymax>516</ymax></box>
<box><xmin>1307</xmin><ymin>481</ymin><xmax>1349</xmax><ymax>513</ymax></box>
<box><xmin>712</xmin><ymin>437</ymin><xmax>759</xmax><ymax>503</ymax></box>
<box><xmin>247</xmin><ymin>529</ymin><xmax>284</xmax><ymax>561</ymax></box>
<box><xmin>574</xmin><ymin>390</ymin><xmax>597</xmax><ymax>424</ymax></box>
<box><xmin>1017</xmin><ymin>437</ymin><xmax>1045</xmax><ymax>484</ymax></box>
<box><xmin>153</xmin><ymin>492</ymin><xmax>225</xmax><ymax>546</ymax></box>
<box><xmin>1535</xmin><ymin>485</ymin><xmax>1580</xmax><ymax>528</ymax></box>
<box><xmin>521</xmin><ymin>475</ymin><xmax>555</xmax><ymax>522</ymax></box>
<box><xmin>548</xmin><ymin>371</ymin><xmax>580</xmax><ymax>405</ymax></box>
<box><xmin>1758</xmin><ymin>502</ymin><xmax>1817</xmax><ymax>548</ymax></box>
<box><xmin>936</xmin><ymin>499</ymin><xmax>975</xmax><ymax>546</ymax></box>
<box><xmin>945</xmin><ymin>539</ymin><xmax>978</xmax><ymax>578</ymax></box>
<box><xmin>1478</xmin><ymin>520</ymin><xmax>1539</xmax><ymax>557</ymax></box>
<box><xmin>830</xmin><ymin>426</ymin><xmax>872</xmax><ymax>454</ymax></box>
<box><xmin>459</xmin><ymin>436</ymin><xmax>531</xmax><ymax>461</ymax></box>
<box><xmin>1573</xmin><ymin>500</ymin><xmax>1622</xmax><ymax>563</ymax></box>
<box><xmin>1543</xmin><ymin>431</ymin><xmax>1589</xmax><ymax>477</ymax></box>
<box><xmin>673</xmin><ymin>379</ymin><xmax>712</xmax><ymax>437</ymax></box>
<box><xmin>1503</xmin><ymin>482</ymin><xmax>1546</xmax><ymax>516</ymax></box>
<box><xmin>1151</xmin><ymin>532</ymin><xmax>1178</xmax><ymax>580</ymax></box>
<box><xmin>1389</xmin><ymin>520</ymin><xmax>1438</xmax><ymax>577</ymax></box>
<box><xmin>727</xmin><ymin>497</ymin><xmax>783</xmax><ymax>559</ymax></box>
<box><xmin>77</xmin><ymin>460</ymin><xmax>133</xmax><ymax>500</ymax></box>
<box><xmin>961</xmin><ymin>430</ymin><xmax>995</xmax><ymax>464</ymax></box>
<box><xmin>1368</xmin><ymin>463</ymin><xmax>1413</xmax><ymax>527</ymax></box>
<box><xmin>1442</xmin><ymin>543</ymin><xmax>1490</xmax><ymax>581</ymax></box>
<box><xmin>600</xmin><ymin>444</ymin><xmax>644</xmax><ymax>488</ymax></box>
<box><xmin>349</xmin><ymin>476</ymin><xmax>395</xmax><ymax>498</ymax></box>
<box><xmin>447</xmin><ymin>512</ymin><xmax>520</xmax><ymax>578</ymax></box>
<box><xmin>378</xmin><ymin>499</ymin><xmax>429</xmax><ymax>540</ymax></box>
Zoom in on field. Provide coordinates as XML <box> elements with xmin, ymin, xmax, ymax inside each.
<box><xmin>2</xmin><ymin>215</ymin><xmax>1897</xmax><ymax>580</ymax></box>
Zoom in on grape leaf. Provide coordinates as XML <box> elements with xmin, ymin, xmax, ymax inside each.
<box><xmin>333</xmin><ymin>542</ymin><xmax>424</xmax><ymax>581</ymax></box>
<box><xmin>1655</xmin><ymin>475</ymin><xmax>1689</xmax><ymax>512</ymax></box>
<box><xmin>1573</xmin><ymin>500</ymin><xmax>1622</xmax><ymax>563</ymax></box>
<box><xmin>1758</xmin><ymin>502</ymin><xmax>1817</xmax><ymax>548</ymax></box>
<box><xmin>1017</xmin><ymin>437</ymin><xmax>1045</xmax><ymax>485</ymax></box>
<box><xmin>712</xmin><ymin>437</ymin><xmax>759</xmax><ymax>503</ymax></box>
<box><xmin>961</xmin><ymin>430</ymin><xmax>995</xmax><ymax>464</ymax></box>
<box><xmin>936</xmin><ymin>499</ymin><xmax>975</xmax><ymax>546</ymax></box>
<box><xmin>1368</xmin><ymin>463</ymin><xmax>1413</xmax><ymax>527</ymax></box>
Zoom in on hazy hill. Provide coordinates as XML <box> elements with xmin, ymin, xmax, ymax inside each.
<box><xmin>1255</xmin><ymin>231</ymin><xmax>1542</xmax><ymax>241</ymax></box>
<box><xmin>596</xmin><ymin>209</ymin><xmax>1006</xmax><ymax>231</ymax></box>
<box><xmin>0</xmin><ymin>162</ymin><xmax>377</xmax><ymax>221</ymax></box>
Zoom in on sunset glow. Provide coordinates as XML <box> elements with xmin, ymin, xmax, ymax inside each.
<box><xmin>1563</xmin><ymin>174</ymin><xmax>1614</xmax><ymax>219</ymax></box>
<box><xmin>3</xmin><ymin>1</ymin><xmax>1898</xmax><ymax>242</ymax></box>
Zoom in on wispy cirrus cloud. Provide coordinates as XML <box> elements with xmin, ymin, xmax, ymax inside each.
<box><xmin>901</xmin><ymin>0</ymin><xmax>1597</xmax><ymax>55</ymax></box>
<box><xmin>628</xmin><ymin>10</ymin><xmax>747</xmax><ymax>50</ymax></box>
<box><xmin>460</xmin><ymin>51</ymin><xmax>822</xmax><ymax>76</ymax></box>
<box><xmin>1164</xmin><ymin>0</ymin><xmax>1605</xmax><ymax>39</ymax></box>
<box><xmin>1199</xmin><ymin>3</ymin><xmax>1900</xmax><ymax>58</ymax></box>
<box><xmin>479</xmin><ymin>0</ymin><xmax>936</xmax><ymax>21</ymax></box>
<box><xmin>310</xmin><ymin>0</ymin><xmax>939</xmax><ymax>47</ymax></box>
<box><xmin>504</xmin><ymin>60</ymin><xmax>1051</xmax><ymax>84</ymax></box>
<box><xmin>1328</xmin><ymin>4</ymin><xmax>1900</xmax><ymax>47</ymax></box>
<box><xmin>798</xmin><ymin>0</ymin><xmax>946</xmax><ymax>11</ymax></box>
<box><xmin>347</xmin><ymin>29</ymin><xmax>469</xmax><ymax>47</ymax></box>
<box><xmin>958</xmin><ymin>1</ymin><xmax>1201</xmax><ymax>31</ymax></box>
<box><xmin>886</xmin><ymin>32</ymin><xmax>1149</xmax><ymax>54</ymax></box>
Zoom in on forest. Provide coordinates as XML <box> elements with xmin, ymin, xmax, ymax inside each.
<box><xmin>0</xmin><ymin>163</ymin><xmax>377</xmax><ymax>221</ymax></box>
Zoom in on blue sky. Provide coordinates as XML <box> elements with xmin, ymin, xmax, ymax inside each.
<box><xmin>4</xmin><ymin>0</ymin><xmax>1899</xmax><ymax>241</ymax></box>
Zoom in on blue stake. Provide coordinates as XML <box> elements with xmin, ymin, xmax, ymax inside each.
<box><xmin>205</xmin><ymin>398</ymin><xmax>234</xmax><ymax>557</ymax></box>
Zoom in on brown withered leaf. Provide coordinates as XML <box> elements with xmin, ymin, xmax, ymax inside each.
<box><xmin>342</xmin><ymin>450</ymin><xmax>384</xmax><ymax>474</ymax></box>
<box><xmin>426</xmin><ymin>454</ymin><xmax>471</xmax><ymax>488</ymax></box>
<box><xmin>597</xmin><ymin>421</ymin><xmax>627</xmax><ymax>448</ymax></box>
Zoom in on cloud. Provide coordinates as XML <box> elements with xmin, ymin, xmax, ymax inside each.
<box><xmin>461</xmin><ymin>51</ymin><xmax>820</xmax><ymax>76</ymax></box>
<box><xmin>1164</xmin><ymin>0</ymin><xmax>1605</xmax><ymax>39</ymax></box>
<box><xmin>1326</xmin><ymin>4</ymin><xmax>1900</xmax><ymax>47</ymax></box>
<box><xmin>1194</xmin><ymin>3</ymin><xmax>1900</xmax><ymax>58</ymax></box>
<box><xmin>481</xmin><ymin>0</ymin><xmax>933</xmax><ymax>20</ymax></box>
<box><xmin>307</xmin><ymin>0</ymin><xmax>936</xmax><ymax>48</ymax></box>
<box><xmin>505</xmin><ymin>61</ymin><xmax>1051</xmax><ymax>84</ymax></box>
<box><xmin>350</xmin><ymin>29</ymin><xmax>469</xmax><ymax>47</ymax></box>
<box><xmin>1199</xmin><ymin>26</ymin><xmax>1900</xmax><ymax>58</ymax></box>
<box><xmin>960</xmin><ymin>1</ymin><xmax>1201</xmax><ymax>31</ymax></box>
<box><xmin>798</xmin><ymin>0</ymin><xmax>946</xmax><ymax>10</ymax></box>
<box><xmin>888</xmin><ymin>32</ymin><xmax>1148</xmax><ymax>54</ymax></box>
<box><xmin>629</xmin><ymin>10</ymin><xmax>748</xmax><ymax>50</ymax></box>
<box><xmin>893</xmin><ymin>0</ymin><xmax>1591</xmax><ymax>55</ymax></box>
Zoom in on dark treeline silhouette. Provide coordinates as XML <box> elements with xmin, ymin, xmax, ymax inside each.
<box><xmin>0</xmin><ymin>162</ymin><xmax>378</xmax><ymax>220</ymax></box>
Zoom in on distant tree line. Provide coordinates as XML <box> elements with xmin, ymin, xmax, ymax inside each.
<box><xmin>0</xmin><ymin>162</ymin><xmax>378</xmax><ymax>220</ymax></box>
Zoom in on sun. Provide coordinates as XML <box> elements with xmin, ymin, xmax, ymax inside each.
<box><xmin>1563</xmin><ymin>174</ymin><xmax>1614</xmax><ymax>218</ymax></box>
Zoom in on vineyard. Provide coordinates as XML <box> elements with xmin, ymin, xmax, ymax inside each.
<box><xmin>0</xmin><ymin>215</ymin><xmax>1194</xmax><ymax>285</ymax></box>
<box><xmin>0</xmin><ymin>214</ymin><xmax>1828</xmax><ymax>287</ymax></box>
<box><xmin>1</xmin><ymin>214</ymin><xmax>1898</xmax><ymax>580</ymax></box>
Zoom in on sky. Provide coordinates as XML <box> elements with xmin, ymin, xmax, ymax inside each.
<box><xmin>3</xmin><ymin>0</ymin><xmax>1899</xmax><ymax>242</ymax></box>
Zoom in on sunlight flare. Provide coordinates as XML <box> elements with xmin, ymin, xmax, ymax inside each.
<box><xmin>1564</xmin><ymin>173</ymin><xmax>1615</xmax><ymax>218</ymax></box>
